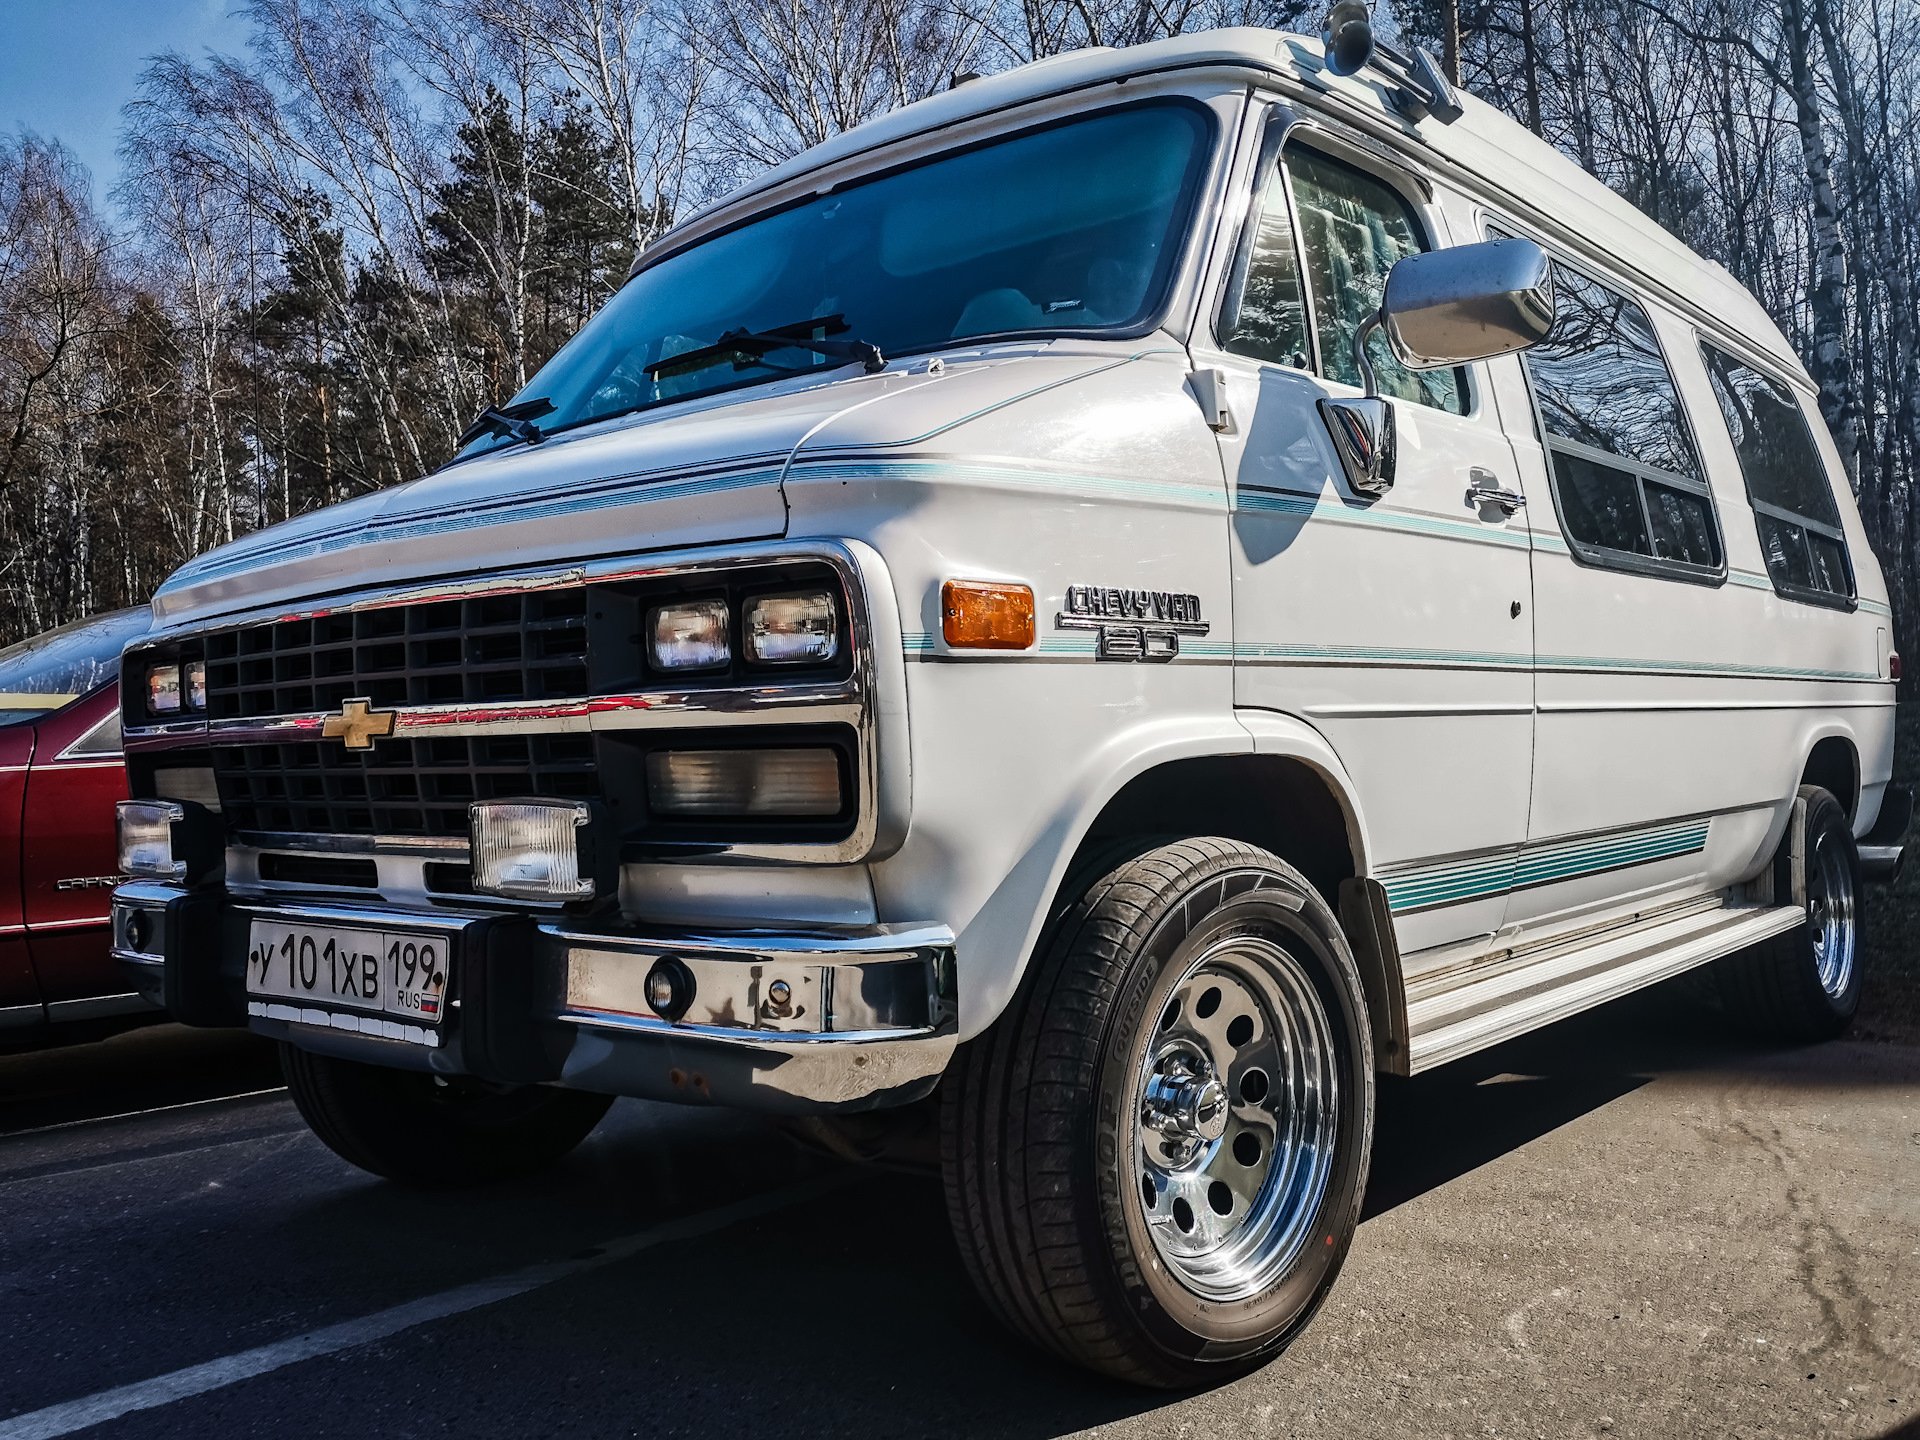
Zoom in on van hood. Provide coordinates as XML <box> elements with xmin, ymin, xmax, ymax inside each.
<box><xmin>150</xmin><ymin>349</ymin><xmax>1135</xmax><ymax>627</ymax></box>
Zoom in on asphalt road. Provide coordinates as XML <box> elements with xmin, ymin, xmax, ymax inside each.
<box><xmin>1</xmin><ymin>996</ymin><xmax>1916</xmax><ymax>1440</ymax></box>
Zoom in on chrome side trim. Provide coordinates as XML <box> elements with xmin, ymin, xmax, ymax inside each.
<box><xmin>148</xmin><ymin>684</ymin><xmax>861</xmax><ymax>749</ymax></box>
<box><xmin>47</xmin><ymin>993</ymin><xmax>157</xmax><ymax>1022</ymax></box>
<box><xmin>125</xmin><ymin>540</ymin><xmax>907</xmax><ymax>868</ymax></box>
<box><xmin>236</xmin><ymin>831</ymin><xmax>469</xmax><ymax>859</ymax></box>
<box><xmin>0</xmin><ymin>1002</ymin><xmax>43</xmax><ymax>1029</ymax></box>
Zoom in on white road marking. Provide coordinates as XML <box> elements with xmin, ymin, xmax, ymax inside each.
<box><xmin>0</xmin><ymin>1171</ymin><xmax>846</xmax><ymax>1440</ymax></box>
<box><xmin>0</xmin><ymin>1087</ymin><xmax>288</xmax><ymax>1142</ymax></box>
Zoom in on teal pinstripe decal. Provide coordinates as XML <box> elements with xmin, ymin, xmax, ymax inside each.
<box><xmin>908</xmin><ymin>629</ymin><xmax>1875</xmax><ymax>682</ymax></box>
<box><xmin>1859</xmin><ymin>597</ymin><xmax>1893</xmax><ymax>616</ymax></box>
<box><xmin>789</xmin><ymin>457</ymin><xmax>1223</xmax><ymax>510</ymax></box>
<box><xmin>1533</xmin><ymin>652</ymin><xmax>1878</xmax><ymax>682</ymax></box>
<box><xmin>1727</xmin><ymin>569</ymin><xmax>1773</xmax><ymax>590</ymax></box>
<box><xmin>1382</xmin><ymin>818</ymin><xmax>1710</xmax><ymax>914</ymax></box>
<box><xmin>1234</xmin><ymin>640</ymin><xmax>1530</xmax><ymax>670</ymax></box>
<box><xmin>1234</xmin><ymin>486</ymin><xmax>1532</xmax><ymax>550</ymax></box>
<box><xmin>172</xmin><ymin>463</ymin><xmax>786</xmax><ymax>586</ymax></box>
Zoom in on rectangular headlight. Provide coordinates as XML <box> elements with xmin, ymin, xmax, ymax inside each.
<box><xmin>186</xmin><ymin>659</ymin><xmax>207</xmax><ymax>711</ymax></box>
<box><xmin>118</xmin><ymin>800</ymin><xmax>186</xmax><ymax>880</ymax></box>
<box><xmin>146</xmin><ymin>664</ymin><xmax>183</xmax><ymax>715</ymax></box>
<box><xmin>647</xmin><ymin>599</ymin><xmax>730</xmax><ymax>673</ymax></box>
<box><xmin>744</xmin><ymin>591</ymin><xmax>838</xmax><ymax>665</ymax></box>
<box><xmin>646</xmin><ymin>748</ymin><xmax>844</xmax><ymax>817</ymax></box>
<box><xmin>470</xmin><ymin>799</ymin><xmax>600</xmax><ymax>901</ymax></box>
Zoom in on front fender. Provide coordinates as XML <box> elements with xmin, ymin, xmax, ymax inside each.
<box><xmin>870</xmin><ymin>696</ymin><xmax>1371</xmax><ymax>1041</ymax></box>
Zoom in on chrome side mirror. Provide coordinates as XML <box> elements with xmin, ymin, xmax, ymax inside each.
<box><xmin>1319</xmin><ymin>237</ymin><xmax>1555</xmax><ymax>499</ymax></box>
<box><xmin>1380</xmin><ymin>237</ymin><xmax>1556</xmax><ymax>369</ymax></box>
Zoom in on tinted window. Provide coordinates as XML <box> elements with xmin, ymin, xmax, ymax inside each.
<box><xmin>464</xmin><ymin>103</ymin><xmax>1213</xmax><ymax>454</ymax></box>
<box><xmin>0</xmin><ymin>608</ymin><xmax>149</xmax><ymax>720</ymax></box>
<box><xmin>1287</xmin><ymin>148</ymin><xmax>1466</xmax><ymax>414</ymax></box>
<box><xmin>1516</xmin><ymin>255</ymin><xmax>1721</xmax><ymax>577</ymax></box>
<box><xmin>1526</xmin><ymin>267</ymin><xmax>1701</xmax><ymax>481</ymax></box>
<box><xmin>1700</xmin><ymin>342</ymin><xmax>1852</xmax><ymax>603</ymax></box>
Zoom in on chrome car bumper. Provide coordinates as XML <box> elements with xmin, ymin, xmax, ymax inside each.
<box><xmin>111</xmin><ymin>883</ymin><xmax>958</xmax><ymax>1112</ymax></box>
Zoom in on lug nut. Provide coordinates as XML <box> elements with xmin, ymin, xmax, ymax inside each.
<box><xmin>768</xmin><ymin>979</ymin><xmax>792</xmax><ymax>1006</ymax></box>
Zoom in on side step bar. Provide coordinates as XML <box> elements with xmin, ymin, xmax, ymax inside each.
<box><xmin>1405</xmin><ymin>902</ymin><xmax>1802</xmax><ymax>1073</ymax></box>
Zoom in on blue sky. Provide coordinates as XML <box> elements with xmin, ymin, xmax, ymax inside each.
<box><xmin>0</xmin><ymin>0</ymin><xmax>251</xmax><ymax>205</ymax></box>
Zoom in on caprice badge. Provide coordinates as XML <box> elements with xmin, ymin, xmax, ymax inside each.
<box><xmin>1057</xmin><ymin>585</ymin><xmax>1210</xmax><ymax>663</ymax></box>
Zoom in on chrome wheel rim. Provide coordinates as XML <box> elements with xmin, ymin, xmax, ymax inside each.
<box><xmin>1132</xmin><ymin>934</ymin><xmax>1339</xmax><ymax>1303</ymax></box>
<box><xmin>1808</xmin><ymin>826</ymin><xmax>1857</xmax><ymax>998</ymax></box>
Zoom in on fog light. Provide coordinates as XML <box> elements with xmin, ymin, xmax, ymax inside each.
<box><xmin>470</xmin><ymin>799</ymin><xmax>603</xmax><ymax>901</ymax></box>
<box><xmin>645</xmin><ymin>748</ymin><xmax>844</xmax><ymax>817</ymax></box>
<box><xmin>118</xmin><ymin>800</ymin><xmax>185</xmax><ymax>880</ymax></box>
<box><xmin>647</xmin><ymin>599</ymin><xmax>730</xmax><ymax>673</ymax></box>
<box><xmin>744</xmin><ymin>590</ymin><xmax>838</xmax><ymax>665</ymax></box>
<box><xmin>123</xmin><ymin>909</ymin><xmax>153</xmax><ymax>953</ymax></box>
<box><xmin>644</xmin><ymin>956</ymin><xmax>694</xmax><ymax>1021</ymax></box>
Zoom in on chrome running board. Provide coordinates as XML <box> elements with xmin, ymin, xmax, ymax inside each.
<box><xmin>1404</xmin><ymin>901</ymin><xmax>1803</xmax><ymax>1073</ymax></box>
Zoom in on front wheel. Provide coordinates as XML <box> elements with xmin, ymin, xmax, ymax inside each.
<box><xmin>941</xmin><ymin>838</ymin><xmax>1374</xmax><ymax>1387</ymax></box>
<box><xmin>281</xmin><ymin>1044</ymin><xmax>614</xmax><ymax>1187</ymax></box>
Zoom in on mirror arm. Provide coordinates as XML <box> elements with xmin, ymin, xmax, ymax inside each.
<box><xmin>1351</xmin><ymin>310</ymin><xmax>1383</xmax><ymax>397</ymax></box>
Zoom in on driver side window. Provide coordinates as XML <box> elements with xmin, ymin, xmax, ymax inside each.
<box><xmin>1219</xmin><ymin>137</ymin><xmax>1466</xmax><ymax>415</ymax></box>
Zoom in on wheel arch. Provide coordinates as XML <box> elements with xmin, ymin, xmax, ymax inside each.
<box><xmin>1800</xmin><ymin>732</ymin><xmax>1860</xmax><ymax>821</ymax></box>
<box><xmin>1042</xmin><ymin>715</ymin><xmax>1406</xmax><ymax>1073</ymax></box>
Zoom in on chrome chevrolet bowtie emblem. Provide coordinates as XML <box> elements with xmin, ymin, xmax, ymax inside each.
<box><xmin>321</xmin><ymin>697</ymin><xmax>398</xmax><ymax>751</ymax></box>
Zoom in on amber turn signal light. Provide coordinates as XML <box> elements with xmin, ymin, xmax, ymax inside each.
<box><xmin>942</xmin><ymin>579</ymin><xmax>1035</xmax><ymax>650</ymax></box>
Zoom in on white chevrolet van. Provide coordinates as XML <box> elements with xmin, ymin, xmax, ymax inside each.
<box><xmin>112</xmin><ymin>22</ymin><xmax>1906</xmax><ymax>1385</ymax></box>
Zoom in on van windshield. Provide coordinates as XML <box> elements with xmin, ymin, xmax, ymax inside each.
<box><xmin>460</xmin><ymin>102</ymin><xmax>1213</xmax><ymax>457</ymax></box>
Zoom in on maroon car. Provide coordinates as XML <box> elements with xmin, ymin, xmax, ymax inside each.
<box><xmin>0</xmin><ymin>607</ymin><xmax>153</xmax><ymax>1047</ymax></box>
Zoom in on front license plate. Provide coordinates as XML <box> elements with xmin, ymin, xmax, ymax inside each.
<box><xmin>246</xmin><ymin>920</ymin><xmax>449</xmax><ymax>1023</ymax></box>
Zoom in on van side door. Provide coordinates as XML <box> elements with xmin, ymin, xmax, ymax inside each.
<box><xmin>1475</xmin><ymin>229</ymin><xmax>1761</xmax><ymax>933</ymax></box>
<box><xmin>1192</xmin><ymin>114</ymin><xmax>1536</xmax><ymax>962</ymax></box>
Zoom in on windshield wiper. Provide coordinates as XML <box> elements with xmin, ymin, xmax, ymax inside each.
<box><xmin>458</xmin><ymin>396</ymin><xmax>554</xmax><ymax>449</ymax></box>
<box><xmin>644</xmin><ymin>313</ymin><xmax>886</xmax><ymax>381</ymax></box>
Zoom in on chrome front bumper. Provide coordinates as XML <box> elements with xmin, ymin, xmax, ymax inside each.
<box><xmin>112</xmin><ymin>884</ymin><xmax>958</xmax><ymax>1112</ymax></box>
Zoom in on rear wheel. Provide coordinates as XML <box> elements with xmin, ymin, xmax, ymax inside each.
<box><xmin>281</xmin><ymin>1043</ymin><xmax>613</xmax><ymax>1186</ymax></box>
<box><xmin>1716</xmin><ymin>784</ymin><xmax>1862</xmax><ymax>1041</ymax></box>
<box><xmin>941</xmin><ymin>838</ymin><xmax>1374</xmax><ymax>1387</ymax></box>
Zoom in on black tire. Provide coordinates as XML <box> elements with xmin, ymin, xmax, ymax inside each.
<box><xmin>940</xmin><ymin>837</ymin><xmax>1374</xmax><ymax>1387</ymax></box>
<box><xmin>281</xmin><ymin>1043</ymin><xmax>613</xmax><ymax>1186</ymax></box>
<box><xmin>1716</xmin><ymin>784</ymin><xmax>1862</xmax><ymax>1042</ymax></box>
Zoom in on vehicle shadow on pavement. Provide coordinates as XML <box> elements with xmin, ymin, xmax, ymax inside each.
<box><xmin>0</xmin><ymin>1022</ymin><xmax>279</xmax><ymax>1135</ymax></box>
<box><xmin>200</xmin><ymin>981</ymin><xmax>1848</xmax><ymax>1440</ymax></box>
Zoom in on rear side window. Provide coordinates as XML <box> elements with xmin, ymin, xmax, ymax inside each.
<box><xmin>1699</xmin><ymin>343</ymin><xmax>1854</xmax><ymax>606</ymax></box>
<box><xmin>1517</xmin><ymin>258</ymin><xmax>1723</xmax><ymax>580</ymax></box>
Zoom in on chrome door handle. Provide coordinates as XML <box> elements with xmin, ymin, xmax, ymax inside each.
<box><xmin>1466</xmin><ymin>478</ymin><xmax>1526</xmax><ymax>513</ymax></box>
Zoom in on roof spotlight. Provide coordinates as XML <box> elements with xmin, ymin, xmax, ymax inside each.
<box><xmin>1321</xmin><ymin>0</ymin><xmax>1376</xmax><ymax>76</ymax></box>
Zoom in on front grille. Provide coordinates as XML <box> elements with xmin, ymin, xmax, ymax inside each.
<box><xmin>204</xmin><ymin>590</ymin><xmax>590</xmax><ymax>721</ymax></box>
<box><xmin>213</xmin><ymin>732</ymin><xmax>598</xmax><ymax>838</ymax></box>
